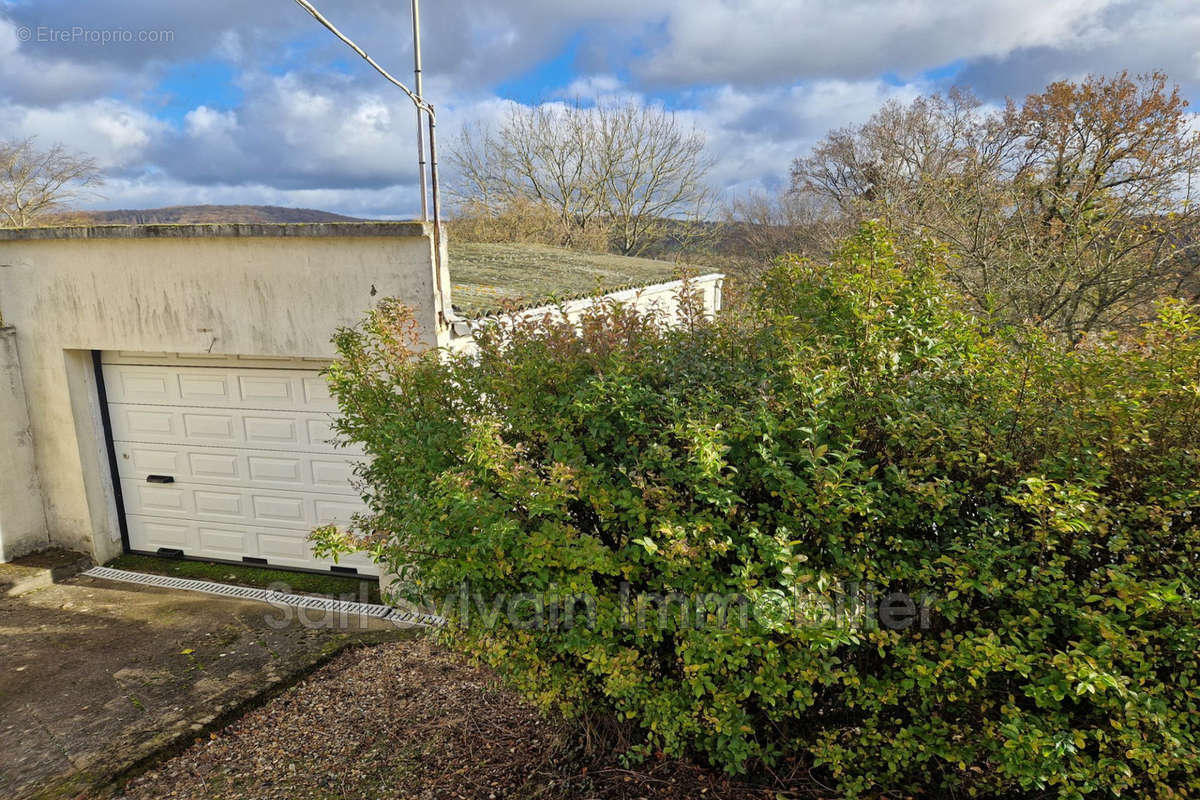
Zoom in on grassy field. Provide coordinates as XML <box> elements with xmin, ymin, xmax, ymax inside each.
<box><xmin>448</xmin><ymin>242</ymin><xmax>684</xmax><ymax>316</ymax></box>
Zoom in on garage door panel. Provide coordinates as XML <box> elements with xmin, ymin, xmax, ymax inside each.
<box><xmin>108</xmin><ymin>360</ymin><xmax>375</xmax><ymax>575</ymax></box>
<box><xmin>257</xmin><ymin>532</ymin><xmax>377</xmax><ymax>574</ymax></box>
<box><xmin>302</xmin><ymin>376</ymin><xmax>334</xmax><ymax>405</ymax></box>
<box><xmin>311</xmin><ymin>459</ymin><xmax>356</xmax><ymax>491</ymax></box>
<box><xmin>239</xmin><ymin>374</ymin><xmax>294</xmax><ymax>404</ymax></box>
<box><xmin>127</xmin><ymin>517</ymin><xmax>258</xmax><ymax>561</ymax></box>
<box><xmin>244</xmin><ymin>415</ymin><xmax>301</xmax><ymax>446</ymax></box>
<box><xmin>121</xmin><ymin>445</ymin><xmax>184</xmax><ymax>475</ymax></box>
<box><xmin>178</xmin><ymin>372</ymin><xmax>233</xmax><ymax>402</ymax></box>
<box><xmin>126</xmin><ymin>517</ymin><xmax>195</xmax><ymax>552</ymax></box>
<box><xmin>247</xmin><ymin>454</ymin><xmax>302</xmax><ymax>483</ymax></box>
<box><xmin>129</xmin><ymin>482</ymin><xmax>192</xmax><ymax>515</ymax></box>
<box><xmin>258</xmin><ymin>531</ymin><xmax>312</xmax><ymax>561</ymax></box>
<box><xmin>121</xmin><ymin>478</ymin><xmax>366</xmax><ymax>531</ymax></box>
<box><xmin>313</xmin><ymin>497</ymin><xmax>363</xmax><ymax>523</ymax></box>
<box><xmin>121</xmin><ymin>407</ymin><xmax>177</xmax><ymax>438</ymax></box>
<box><xmin>183</xmin><ymin>412</ymin><xmax>237</xmax><ymax>442</ymax></box>
<box><xmin>197</xmin><ymin>526</ymin><xmax>253</xmax><ymax>558</ymax></box>
<box><xmin>120</xmin><ymin>372</ymin><xmax>174</xmax><ymax>401</ymax></box>
<box><xmin>125</xmin><ymin>516</ymin><xmax>379</xmax><ymax>576</ymax></box>
<box><xmin>103</xmin><ymin>364</ymin><xmax>339</xmax><ymax>412</ymax></box>
<box><xmin>110</xmin><ymin>403</ymin><xmax>355</xmax><ymax>454</ymax></box>
<box><xmin>252</xmin><ymin>494</ymin><xmax>307</xmax><ymax>524</ymax></box>
<box><xmin>306</xmin><ymin>418</ymin><xmax>338</xmax><ymax>448</ymax></box>
<box><xmin>194</xmin><ymin>489</ymin><xmax>245</xmax><ymax>519</ymax></box>
<box><xmin>190</xmin><ymin>451</ymin><xmax>241</xmax><ymax>481</ymax></box>
<box><xmin>115</xmin><ymin>442</ymin><xmax>362</xmax><ymax>495</ymax></box>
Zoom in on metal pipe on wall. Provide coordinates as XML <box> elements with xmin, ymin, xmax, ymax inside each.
<box><xmin>428</xmin><ymin>104</ymin><xmax>442</xmax><ymax>281</ymax></box>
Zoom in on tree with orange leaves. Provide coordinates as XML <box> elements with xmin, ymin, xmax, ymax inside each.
<box><xmin>792</xmin><ymin>72</ymin><xmax>1200</xmax><ymax>338</ymax></box>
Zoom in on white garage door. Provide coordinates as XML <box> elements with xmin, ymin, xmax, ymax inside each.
<box><xmin>101</xmin><ymin>355</ymin><xmax>377</xmax><ymax>576</ymax></box>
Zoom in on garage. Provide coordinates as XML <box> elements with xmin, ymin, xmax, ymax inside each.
<box><xmin>99</xmin><ymin>353</ymin><xmax>377</xmax><ymax>576</ymax></box>
<box><xmin>0</xmin><ymin>223</ymin><xmax>719</xmax><ymax>574</ymax></box>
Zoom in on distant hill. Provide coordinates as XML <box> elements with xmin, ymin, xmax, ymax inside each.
<box><xmin>46</xmin><ymin>205</ymin><xmax>369</xmax><ymax>225</ymax></box>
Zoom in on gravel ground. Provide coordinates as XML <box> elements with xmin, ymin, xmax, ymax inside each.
<box><xmin>114</xmin><ymin>639</ymin><xmax>795</xmax><ymax>800</ymax></box>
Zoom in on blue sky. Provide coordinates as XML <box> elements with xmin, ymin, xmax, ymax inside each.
<box><xmin>1</xmin><ymin>0</ymin><xmax>1198</xmax><ymax>218</ymax></box>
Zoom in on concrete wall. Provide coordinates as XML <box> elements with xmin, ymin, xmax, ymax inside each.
<box><xmin>0</xmin><ymin>220</ymin><xmax>720</xmax><ymax>570</ymax></box>
<box><xmin>0</xmin><ymin>222</ymin><xmax>450</xmax><ymax>564</ymax></box>
<box><xmin>0</xmin><ymin>328</ymin><xmax>49</xmax><ymax>561</ymax></box>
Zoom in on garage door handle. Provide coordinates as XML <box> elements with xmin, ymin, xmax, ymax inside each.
<box><xmin>146</xmin><ymin>475</ymin><xmax>175</xmax><ymax>484</ymax></box>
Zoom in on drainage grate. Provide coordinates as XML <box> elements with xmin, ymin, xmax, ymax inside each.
<box><xmin>81</xmin><ymin>566</ymin><xmax>445</xmax><ymax>628</ymax></box>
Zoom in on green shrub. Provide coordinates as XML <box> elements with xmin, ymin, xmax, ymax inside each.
<box><xmin>317</xmin><ymin>224</ymin><xmax>1200</xmax><ymax>798</ymax></box>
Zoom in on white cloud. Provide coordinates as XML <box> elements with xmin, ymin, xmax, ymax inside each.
<box><xmin>0</xmin><ymin>98</ymin><xmax>167</xmax><ymax>169</ymax></box>
<box><xmin>955</xmin><ymin>0</ymin><xmax>1200</xmax><ymax>97</ymax></box>
<box><xmin>4</xmin><ymin>0</ymin><xmax>1200</xmax><ymax>219</ymax></box>
<box><xmin>665</xmin><ymin>79</ymin><xmax>926</xmax><ymax>196</ymax></box>
<box><xmin>145</xmin><ymin>71</ymin><xmax>424</xmax><ymax>190</ymax></box>
<box><xmin>559</xmin><ymin>74</ymin><xmax>626</xmax><ymax>102</ymax></box>
<box><xmin>183</xmin><ymin>106</ymin><xmax>236</xmax><ymax>136</ymax></box>
<box><xmin>7</xmin><ymin>0</ymin><xmax>1200</xmax><ymax>98</ymax></box>
<box><xmin>639</xmin><ymin>0</ymin><xmax>1119</xmax><ymax>85</ymax></box>
<box><xmin>0</xmin><ymin>19</ymin><xmax>138</xmax><ymax>104</ymax></box>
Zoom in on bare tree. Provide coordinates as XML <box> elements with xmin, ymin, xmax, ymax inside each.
<box><xmin>601</xmin><ymin>104</ymin><xmax>714</xmax><ymax>255</ymax></box>
<box><xmin>452</xmin><ymin>105</ymin><xmax>608</xmax><ymax>248</ymax></box>
<box><xmin>724</xmin><ymin>188</ymin><xmax>845</xmax><ymax>271</ymax></box>
<box><xmin>792</xmin><ymin>74</ymin><xmax>1200</xmax><ymax>338</ymax></box>
<box><xmin>0</xmin><ymin>139</ymin><xmax>103</xmax><ymax>227</ymax></box>
<box><xmin>450</xmin><ymin>103</ymin><xmax>713</xmax><ymax>255</ymax></box>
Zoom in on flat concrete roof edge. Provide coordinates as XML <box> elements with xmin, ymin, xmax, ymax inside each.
<box><xmin>0</xmin><ymin>221</ymin><xmax>431</xmax><ymax>241</ymax></box>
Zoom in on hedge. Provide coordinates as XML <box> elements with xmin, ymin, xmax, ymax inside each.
<box><xmin>317</xmin><ymin>225</ymin><xmax>1200</xmax><ymax>798</ymax></box>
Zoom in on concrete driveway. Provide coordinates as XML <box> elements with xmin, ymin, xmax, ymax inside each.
<box><xmin>0</xmin><ymin>568</ymin><xmax>410</xmax><ymax>800</ymax></box>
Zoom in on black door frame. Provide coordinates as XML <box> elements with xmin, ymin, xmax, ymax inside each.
<box><xmin>92</xmin><ymin>350</ymin><xmax>132</xmax><ymax>554</ymax></box>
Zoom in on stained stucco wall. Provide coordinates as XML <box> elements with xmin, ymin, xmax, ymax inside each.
<box><xmin>0</xmin><ymin>327</ymin><xmax>49</xmax><ymax>561</ymax></box>
<box><xmin>0</xmin><ymin>223</ymin><xmax>450</xmax><ymax>563</ymax></box>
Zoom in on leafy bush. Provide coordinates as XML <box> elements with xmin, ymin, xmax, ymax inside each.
<box><xmin>318</xmin><ymin>224</ymin><xmax>1200</xmax><ymax>798</ymax></box>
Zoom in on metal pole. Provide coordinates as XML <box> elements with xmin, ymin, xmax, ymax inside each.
<box><xmin>428</xmin><ymin>104</ymin><xmax>442</xmax><ymax>290</ymax></box>
<box><xmin>411</xmin><ymin>0</ymin><xmax>428</xmax><ymax>221</ymax></box>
